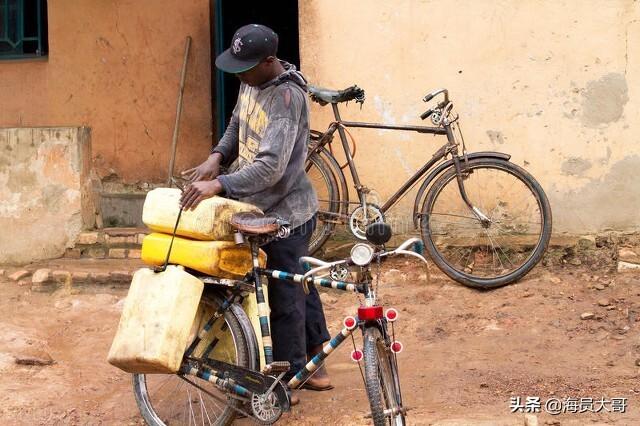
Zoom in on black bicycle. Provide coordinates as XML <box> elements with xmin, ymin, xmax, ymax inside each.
<box><xmin>132</xmin><ymin>215</ymin><xmax>423</xmax><ymax>425</ymax></box>
<box><xmin>305</xmin><ymin>85</ymin><xmax>552</xmax><ymax>289</ymax></box>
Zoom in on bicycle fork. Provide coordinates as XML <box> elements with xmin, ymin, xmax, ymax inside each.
<box><xmin>451</xmin><ymin>151</ymin><xmax>491</xmax><ymax>227</ymax></box>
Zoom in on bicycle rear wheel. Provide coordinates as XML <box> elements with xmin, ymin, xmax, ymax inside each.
<box><xmin>306</xmin><ymin>151</ymin><xmax>340</xmax><ymax>254</ymax></box>
<box><xmin>363</xmin><ymin>326</ymin><xmax>405</xmax><ymax>426</ymax></box>
<box><xmin>132</xmin><ymin>291</ymin><xmax>257</xmax><ymax>425</ymax></box>
<box><xmin>420</xmin><ymin>158</ymin><xmax>552</xmax><ymax>288</ymax></box>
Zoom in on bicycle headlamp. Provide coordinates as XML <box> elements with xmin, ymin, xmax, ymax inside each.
<box><xmin>350</xmin><ymin>243</ymin><xmax>374</xmax><ymax>266</ymax></box>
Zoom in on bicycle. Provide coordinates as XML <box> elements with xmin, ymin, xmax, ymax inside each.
<box><xmin>132</xmin><ymin>213</ymin><xmax>424</xmax><ymax>425</ymax></box>
<box><xmin>304</xmin><ymin>85</ymin><xmax>552</xmax><ymax>289</ymax></box>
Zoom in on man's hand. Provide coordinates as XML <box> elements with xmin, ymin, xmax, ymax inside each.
<box><xmin>180</xmin><ymin>179</ymin><xmax>223</xmax><ymax>210</ymax></box>
<box><xmin>182</xmin><ymin>152</ymin><xmax>223</xmax><ymax>182</ymax></box>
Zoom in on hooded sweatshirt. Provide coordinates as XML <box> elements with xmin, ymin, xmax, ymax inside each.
<box><xmin>213</xmin><ymin>62</ymin><xmax>318</xmax><ymax>229</ymax></box>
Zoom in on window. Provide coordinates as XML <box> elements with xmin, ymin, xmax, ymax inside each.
<box><xmin>0</xmin><ymin>0</ymin><xmax>48</xmax><ymax>59</ymax></box>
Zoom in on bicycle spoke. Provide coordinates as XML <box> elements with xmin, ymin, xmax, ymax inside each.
<box><xmin>430</xmin><ymin>212</ymin><xmax>481</xmax><ymax>221</ymax></box>
<box><xmin>423</xmin><ymin>160</ymin><xmax>550</xmax><ymax>284</ymax></box>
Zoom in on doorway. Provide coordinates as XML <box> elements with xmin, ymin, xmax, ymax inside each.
<box><xmin>211</xmin><ymin>0</ymin><xmax>300</xmax><ymax>140</ymax></box>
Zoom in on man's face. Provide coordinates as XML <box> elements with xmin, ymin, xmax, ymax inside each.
<box><xmin>235</xmin><ymin>57</ymin><xmax>273</xmax><ymax>87</ymax></box>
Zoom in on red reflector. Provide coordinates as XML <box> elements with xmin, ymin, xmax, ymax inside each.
<box><xmin>343</xmin><ymin>316</ymin><xmax>357</xmax><ymax>329</ymax></box>
<box><xmin>351</xmin><ymin>349</ymin><xmax>363</xmax><ymax>362</ymax></box>
<box><xmin>385</xmin><ymin>308</ymin><xmax>398</xmax><ymax>322</ymax></box>
<box><xmin>390</xmin><ymin>341</ymin><xmax>403</xmax><ymax>353</ymax></box>
<box><xmin>358</xmin><ymin>306</ymin><xmax>384</xmax><ymax>321</ymax></box>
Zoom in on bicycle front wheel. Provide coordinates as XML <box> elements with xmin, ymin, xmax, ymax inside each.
<box><xmin>132</xmin><ymin>291</ymin><xmax>257</xmax><ymax>425</ymax></box>
<box><xmin>421</xmin><ymin>158</ymin><xmax>552</xmax><ymax>288</ymax></box>
<box><xmin>306</xmin><ymin>151</ymin><xmax>340</xmax><ymax>254</ymax></box>
<box><xmin>363</xmin><ymin>326</ymin><xmax>405</xmax><ymax>426</ymax></box>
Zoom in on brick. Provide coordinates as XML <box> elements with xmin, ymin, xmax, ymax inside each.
<box><xmin>618</xmin><ymin>261</ymin><xmax>640</xmax><ymax>273</ymax></box>
<box><xmin>86</xmin><ymin>247</ymin><xmax>107</xmax><ymax>259</ymax></box>
<box><xmin>619</xmin><ymin>248</ymin><xmax>640</xmax><ymax>264</ymax></box>
<box><xmin>110</xmin><ymin>270</ymin><xmax>132</xmax><ymax>282</ymax></box>
<box><xmin>92</xmin><ymin>272</ymin><xmax>110</xmax><ymax>284</ymax></box>
<box><xmin>9</xmin><ymin>270</ymin><xmax>30</xmax><ymax>281</ymax></box>
<box><xmin>137</xmin><ymin>233</ymin><xmax>147</xmax><ymax>244</ymax></box>
<box><xmin>0</xmin><ymin>269</ymin><xmax>5</xmax><ymax>278</ymax></box>
<box><xmin>106</xmin><ymin>235</ymin><xmax>127</xmax><ymax>244</ymax></box>
<box><xmin>31</xmin><ymin>269</ymin><xmax>51</xmax><ymax>284</ymax></box>
<box><xmin>77</xmin><ymin>231</ymin><xmax>100</xmax><ymax>245</ymax></box>
<box><xmin>64</xmin><ymin>248</ymin><xmax>82</xmax><ymax>259</ymax></box>
<box><xmin>128</xmin><ymin>249</ymin><xmax>141</xmax><ymax>259</ymax></box>
<box><xmin>51</xmin><ymin>270</ymin><xmax>72</xmax><ymax>284</ymax></box>
<box><xmin>71</xmin><ymin>271</ymin><xmax>90</xmax><ymax>283</ymax></box>
<box><xmin>109</xmin><ymin>248</ymin><xmax>127</xmax><ymax>259</ymax></box>
<box><xmin>126</xmin><ymin>235</ymin><xmax>138</xmax><ymax>244</ymax></box>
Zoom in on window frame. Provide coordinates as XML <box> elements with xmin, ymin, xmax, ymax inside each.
<box><xmin>0</xmin><ymin>0</ymin><xmax>48</xmax><ymax>60</ymax></box>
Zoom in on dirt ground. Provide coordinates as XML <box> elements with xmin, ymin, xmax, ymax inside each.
<box><xmin>1</xmin><ymin>258</ymin><xmax>639</xmax><ymax>426</ymax></box>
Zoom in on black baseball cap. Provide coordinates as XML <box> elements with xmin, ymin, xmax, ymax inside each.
<box><xmin>215</xmin><ymin>24</ymin><xmax>278</xmax><ymax>73</ymax></box>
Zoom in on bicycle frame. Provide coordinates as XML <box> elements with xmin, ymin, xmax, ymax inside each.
<box><xmin>182</xmin><ymin>244</ymin><xmax>381</xmax><ymax>400</ymax></box>
<box><xmin>310</xmin><ymin>102</ymin><xmax>506</xmax><ymax>225</ymax></box>
<box><xmin>312</xmin><ymin>103</ymin><xmax>450</xmax><ymax>213</ymax></box>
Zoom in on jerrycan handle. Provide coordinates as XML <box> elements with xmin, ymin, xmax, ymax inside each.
<box><xmin>154</xmin><ymin>205</ymin><xmax>184</xmax><ymax>273</ymax></box>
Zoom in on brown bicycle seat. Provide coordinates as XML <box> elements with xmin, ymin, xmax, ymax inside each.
<box><xmin>230</xmin><ymin>212</ymin><xmax>279</xmax><ymax>235</ymax></box>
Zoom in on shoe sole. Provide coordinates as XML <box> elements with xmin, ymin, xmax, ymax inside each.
<box><xmin>299</xmin><ymin>382</ymin><xmax>334</xmax><ymax>391</ymax></box>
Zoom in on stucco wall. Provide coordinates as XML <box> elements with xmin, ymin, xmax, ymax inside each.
<box><xmin>299</xmin><ymin>0</ymin><xmax>640</xmax><ymax>235</ymax></box>
<box><xmin>0</xmin><ymin>128</ymin><xmax>94</xmax><ymax>264</ymax></box>
<box><xmin>0</xmin><ymin>0</ymin><xmax>212</xmax><ymax>183</ymax></box>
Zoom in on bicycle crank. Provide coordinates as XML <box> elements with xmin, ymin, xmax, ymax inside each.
<box><xmin>251</xmin><ymin>380</ymin><xmax>290</xmax><ymax>424</ymax></box>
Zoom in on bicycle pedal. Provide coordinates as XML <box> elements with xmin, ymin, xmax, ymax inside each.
<box><xmin>262</xmin><ymin>361</ymin><xmax>290</xmax><ymax>374</ymax></box>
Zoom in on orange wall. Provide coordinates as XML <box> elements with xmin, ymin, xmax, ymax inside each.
<box><xmin>0</xmin><ymin>0</ymin><xmax>213</xmax><ymax>183</ymax></box>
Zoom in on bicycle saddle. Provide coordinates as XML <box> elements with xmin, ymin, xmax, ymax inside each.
<box><xmin>308</xmin><ymin>85</ymin><xmax>365</xmax><ymax>105</ymax></box>
<box><xmin>231</xmin><ymin>212</ymin><xmax>280</xmax><ymax>235</ymax></box>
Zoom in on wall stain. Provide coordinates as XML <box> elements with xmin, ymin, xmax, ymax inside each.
<box><xmin>561</xmin><ymin>157</ymin><xmax>592</xmax><ymax>176</ymax></box>
<box><xmin>581</xmin><ymin>73</ymin><xmax>628</xmax><ymax>127</ymax></box>
<box><xmin>551</xmin><ymin>155</ymin><xmax>640</xmax><ymax>233</ymax></box>
<box><xmin>486</xmin><ymin>130</ymin><xmax>505</xmax><ymax>145</ymax></box>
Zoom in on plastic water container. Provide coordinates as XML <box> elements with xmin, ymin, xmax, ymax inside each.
<box><xmin>107</xmin><ymin>266</ymin><xmax>204</xmax><ymax>374</ymax></box>
<box><xmin>141</xmin><ymin>233</ymin><xmax>266</xmax><ymax>278</ymax></box>
<box><xmin>142</xmin><ymin>188</ymin><xmax>262</xmax><ymax>241</ymax></box>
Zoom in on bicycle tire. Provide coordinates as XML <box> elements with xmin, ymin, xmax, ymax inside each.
<box><xmin>132</xmin><ymin>291</ymin><xmax>257</xmax><ymax>426</ymax></box>
<box><xmin>306</xmin><ymin>151</ymin><xmax>340</xmax><ymax>254</ymax></box>
<box><xmin>420</xmin><ymin>158</ymin><xmax>552</xmax><ymax>288</ymax></box>
<box><xmin>363</xmin><ymin>326</ymin><xmax>405</xmax><ymax>426</ymax></box>
<box><xmin>315</xmin><ymin>145</ymin><xmax>350</xmax><ymax>217</ymax></box>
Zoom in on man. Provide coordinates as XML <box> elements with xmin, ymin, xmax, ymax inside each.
<box><xmin>180</xmin><ymin>24</ymin><xmax>332</xmax><ymax>400</ymax></box>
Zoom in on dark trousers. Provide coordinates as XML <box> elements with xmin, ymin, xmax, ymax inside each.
<box><xmin>262</xmin><ymin>215</ymin><xmax>331</xmax><ymax>377</ymax></box>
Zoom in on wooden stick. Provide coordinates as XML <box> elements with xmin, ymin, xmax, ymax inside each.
<box><xmin>167</xmin><ymin>36</ymin><xmax>192</xmax><ymax>186</ymax></box>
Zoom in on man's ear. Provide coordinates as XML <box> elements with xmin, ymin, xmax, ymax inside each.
<box><xmin>264</xmin><ymin>56</ymin><xmax>277</xmax><ymax>64</ymax></box>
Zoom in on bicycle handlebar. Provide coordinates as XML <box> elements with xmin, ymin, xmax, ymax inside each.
<box><xmin>422</xmin><ymin>88</ymin><xmax>449</xmax><ymax>104</ymax></box>
<box><xmin>299</xmin><ymin>237</ymin><xmax>428</xmax><ymax>280</ymax></box>
<box><xmin>420</xmin><ymin>88</ymin><xmax>450</xmax><ymax>121</ymax></box>
<box><xmin>420</xmin><ymin>108</ymin><xmax>434</xmax><ymax>120</ymax></box>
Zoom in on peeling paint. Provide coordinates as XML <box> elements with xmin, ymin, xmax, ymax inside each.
<box><xmin>373</xmin><ymin>95</ymin><xmax>396</xmax><ymax>126</ymax></box>
<box><xmin>581</xmin><ymin>73</ymin><xmax>629</xmax><ymax>127</ymax></box>
<box><xmin>551</xmin><ymin>155</ymin><xmax>640</xmax><ymax>233</ymax></box>
<box><xmin>0</xmin><ymin>128</ymin><xmax>90</xmax><ymax>264</ymax></box>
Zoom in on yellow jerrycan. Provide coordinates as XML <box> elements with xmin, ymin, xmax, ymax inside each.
<box><xmin>142</xmin><ymin>188</ymin><xmax>262</xmax><ymax>241</ymax></box>
<box><xmin>141</xmin><ymin>233</ymin><xmax>266</xmax><ymax>279</ymax></box>
<box><xmin>107</xmin><ymin>265</ymin><xmax>204</xmax><ymax>374</ymax></box>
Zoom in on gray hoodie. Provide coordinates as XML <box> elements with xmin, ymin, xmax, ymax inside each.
<box><xmin>213</xmin><ymin>62</ymin><xmax>318</xmax><ymax>229</ymax></box>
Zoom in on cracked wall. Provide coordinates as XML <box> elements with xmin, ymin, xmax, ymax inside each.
<box><xmin>0</xmin><ymin>128</ymin><xmax>94</xmax><ymax>264</ymax></box>
<box><xmin>0</xmin><ymin>0</ymin><xmax>212</xmax><ymax>183</ymax></box>
<box><xmin>300</xmin><ymin>0</ymin><xmax>640</xmax><ymax>234</ymax></box>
